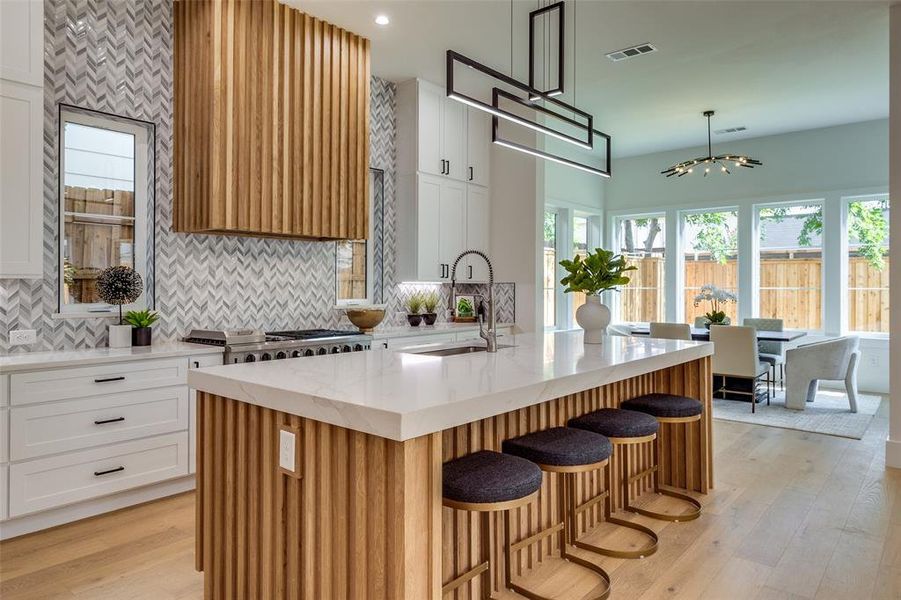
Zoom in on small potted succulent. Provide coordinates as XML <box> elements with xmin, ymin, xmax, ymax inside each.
<box><xmin>421</xmin><ymin>292</ymin><xmax>439</xmax><ymax>326</ymax></box>
<box><xmin>96</xmin><ymin>265</ymin><xmax>144</xmax><ymax>348</ymax></box>
<box><xmin>124</xmin><ymin>309</ymin><xmax>161</xmax><ymax>347</ymax></box>
<box><xmin>560</xmin><ymin>248</ymin><xmax>636</xmax><ymax>344</ymax></box>
<box><xmin>693</xmin><ymin>284</ymin><xmax>736</xmax><ymax>328</ymax></box>
<box><xmin>404</xmin><ymin>293</ymin><xmax>424</xmax><ymax>326</ymax></box>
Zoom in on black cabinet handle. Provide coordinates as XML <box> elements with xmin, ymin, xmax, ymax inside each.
<box><xmin>468</xmin><ymin>265</ymin><xmax>473</xmax><ymax>279</ymax></box>
<box><xmin>441</xmin><ymin>159</ymin><xmax>447</xmax><ymax>175</ymax></box>
<box><xmin>469</xmin><ymin>166</ymin><xmax>473</xmax><ymax>181</ymax></box>
<box><xmin>193</xmin><ymin>361</ymin><xmax>200</xmax><ymax>368</ymax></box>
<box><xmin>94</xmin><ymin>416</ymin><xmax>126</xmax><ymax>425</ymax></box>
<box><xmin>447</xmin><ymin>160</ymin><xmax>451</xmax><ymax>174</ymax></box>
<box><xmin>94</xmin><ymin>466</ymin><xmax>125</xmax><ymax>477</ymax></box>
<box><xmin>94</xmin><ymin>376</ymin><xmax>125</xmax><ymax>383</ymax></box>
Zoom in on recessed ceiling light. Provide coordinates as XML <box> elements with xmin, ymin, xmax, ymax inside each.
<box><xmin>375</xmin><ymin>14</ymin><xmax>389</xmax><ymax>25</ymax></box>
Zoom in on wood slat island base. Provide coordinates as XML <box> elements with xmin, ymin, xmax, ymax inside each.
<box><xmin>195</xmin><ymin>356</ymin><xmax>712</xmax><ymax>599</ymax></box>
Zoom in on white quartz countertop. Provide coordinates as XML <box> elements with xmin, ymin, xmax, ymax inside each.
<box><xmin>370</xmin><ymin>322</ymin><xmax>515</xmax><ymax>339</ymax></box>
<box><xmin>189</xmin><ymin>330</ymin><xmax>713</xmax><ymax>441</ymax></box>
<box><xmin>0</xmin><ymin>342</ymin><xmax>223</xmax><ymax>373</ymax></box>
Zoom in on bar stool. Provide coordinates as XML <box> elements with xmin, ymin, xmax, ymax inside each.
<box><xmin>569</xmin><ymin>408</ymin><xmax>701</xmax><ymax>523</ymax></box>
<box><xmin>503</xmin><ymin>426</ymin><xmax>658</xmax><ymax>566</ymax></box>
<box><xmin>442</xmin><ymin>449</ymin><xmax>543</xmax><ymax>599</ymax></box>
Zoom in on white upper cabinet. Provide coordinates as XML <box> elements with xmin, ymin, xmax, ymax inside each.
<box><xmin>396</xmin><ymin>79</ymin><xmax>492</xmax><ymax>283</ymax></box>
<box><xmin>464</xmin><ymin>184</ymin><xmax>490</xmax><ymax>283</ymax></box>
<box><xmin>398</xmin><ymin>79</ymin><xmax>490</xmax><ymax>185</ymax></box>
<box><xmin>0</xmin><ymin>81</ymin><xmax>43</xmax><ymax>279</ymax></box>
<box><xmin>0</xmin><ymin>1</ymin><xmax>44</xmax><ymax>87</ymax></box>
<box><xmin>0</xmin><ymin>0</ymin><xmax>43</xmax><ymax>280</ymax></box>
<box><xmin>442</xmin><ymin>97</ymin><xmax>466</xmax><ymax>181</ymax></box>
<box><xmin>466</xmin><ymin>108</ymin><xmax>491</xmax><ymax>187</ymax></box>
<box><xmin>416</xmin><ymin>82</ymin><xmax>443</xmax><ymax>177</ymax></box>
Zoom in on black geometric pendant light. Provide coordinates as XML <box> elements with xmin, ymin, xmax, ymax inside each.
<box><xmin>661</xmin><ymin>111</ymin><xmax>762</xmax><ymax>178</ymax></box>
<box><xmin>445</xmin><ymin>0</ymin><xmax>611</xmax><ymax>178</ymax></box>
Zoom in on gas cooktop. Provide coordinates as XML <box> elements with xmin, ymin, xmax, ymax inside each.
<box><xmin>267</xmin><ymin>329</ymin><xmax>363</xmax><ymax>341</ymax></box>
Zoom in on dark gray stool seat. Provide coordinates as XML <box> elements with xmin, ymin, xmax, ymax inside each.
<box><xmin>442</xmin><ymin>450</ymin><xmax>542</xmax><ymax>505</ymax></box>
<box><xmin>568</xmin><ymin>408</ymin><xmax>659</xmax><ymax>439</ymax></box>
<box><xmin>620</xmin><ymin>393</ymin><xmax>703</xmax><ymax>419</ymax></box>
<box><xmin>502</xmin><ymin>427</ymin><xmax>612</xmax><ymax>467</ymax></box>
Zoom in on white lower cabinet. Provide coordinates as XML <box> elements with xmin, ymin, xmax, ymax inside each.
<box><xmin>10</xmin><ymin>387</ymin><xmax>189</xmax><ymax>460</ymax></box>
<box><xmin>8</xmin><ymin>432</ymin><xmax>188</xmax><ymax>517</ymax></box>
<box><xmin>0</xmin><ymin>352</ymin><xmax>219</xmax><ymax>531</ymax></box>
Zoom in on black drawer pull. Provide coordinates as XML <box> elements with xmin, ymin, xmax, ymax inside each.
<box><xmin>94</xmin><ymin>416</ymin><xmax>126</xmax><ymax>425</ymax></box>
<box><xmin>94</xmin><ymin>376</ymin><xmax>125</xmax><ymax>383</ymax></box>
<box><xmin>94</xmin><ymin>466</ymin><xmax>125</xmax><ymax>477</ymax></box>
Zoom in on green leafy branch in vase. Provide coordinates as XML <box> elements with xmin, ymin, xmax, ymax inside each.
<box><xmin>559</xmin><ymin>248</ymin><xmax>637</xmax><ymax>296</ymax></box>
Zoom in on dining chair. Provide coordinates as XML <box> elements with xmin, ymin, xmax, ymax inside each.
<box><xmin>784</xmin><ymin>336</ymin><xmax>860</xmax><ymax>412</ymax></box>
<box><xmin>710</xmin><ymin>325</ymin><xmax>770</xmax><ymax>413</ymax></box>
<box><xmin>649</xmin><ymin>322</ymin><xmax>692</xmax><ymax>341</ymax></box>
<box><xmin>743</xmin><ymin>317</ymin><xmax>785</xmax><ymax>394</ymax></box>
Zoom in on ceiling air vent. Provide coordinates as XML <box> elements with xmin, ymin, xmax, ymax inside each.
<box><xmin>605</xmin><ymin>43</ymin><xmax>657</xmax><ymax>62</ymax></box>
<box><xmin>714</xmin><ymin>126</ymin><xmax>748</xmax><ymax>135</ymax></box>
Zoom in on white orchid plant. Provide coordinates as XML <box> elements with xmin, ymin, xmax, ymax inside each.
<box><xmin>693</xmin><ymin>284</ymin><xmax>737</xmax><ymax>325</ymax></box>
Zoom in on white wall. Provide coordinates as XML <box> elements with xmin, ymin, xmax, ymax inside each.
<box><xmin>490</xmin><ymin>125</ymin><xmax>543</xmax><ymax>333</ymax></box>
<box><xmin>605</xmin><ymin>119</ymin><xmax>890</xmax><ymax>394</ymax></box>
<box><xmin>606</xmin><ymin>119</ymin><xmax>888</xmax><ymax>211</ymax></box>
<box><xmin>888</xmin><ymin>2</ymin><xmax>900</xmax><ymax>469</ymax></box>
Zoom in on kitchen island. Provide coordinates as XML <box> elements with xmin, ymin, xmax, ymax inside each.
<box><xmin>188</xmin><ymin>331</ymin><xmax>713</xmax><ymax>599</ymax></box>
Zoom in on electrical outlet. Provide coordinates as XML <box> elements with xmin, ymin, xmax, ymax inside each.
<box><xmin>868</xmin><ymin>354</ymin><xmax>880</xmax><ymax>368</ymax></box>
<box><xmin>9</xmin><ymin>329</ymin><xmax>36</xmax><ymax>346</ymax></box>
<box><xmin>279</xmin><ymin>428</ymin><xmax>296</xmax><ymax>473</ymax></box>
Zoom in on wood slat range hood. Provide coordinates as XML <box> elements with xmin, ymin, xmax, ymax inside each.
<box><xmin>173</xmin><ymin>0</ymin><xmax>371</xmax><ymax>240</ymax></box>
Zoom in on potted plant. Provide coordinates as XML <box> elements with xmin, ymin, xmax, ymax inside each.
<box><xmin>693</xmin><ymin>284</ymin><xmax>736</xmax><ymax>328</ymax></box>
<box><xmin>421</xmin><ymin>292</ymin><xmax>439</xmax><ymax>326</ymax></box>
<box><xmin>405</xmin><ymin>293</ymin><xmax>424</xmax><ymax>326</ymax></box>
<box><xmin>96</xmin><ymin>265</ymin><xmax>144</xmax><ymax>348</ymax></box>
<box><xmin>124</xmin><ymin>309</ymin><xmax>160</xmax><ymax>347</ymax></box>
<box><xmin>560</xmin><ymin>248</ymin><xmax>637</xmax><ymax>344</ymax></box>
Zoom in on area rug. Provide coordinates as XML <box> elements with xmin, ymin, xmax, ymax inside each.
<box><xmin>712</xmin><ymin>389</ymin><xmax>881</xmax><ymax>439</ymax></box>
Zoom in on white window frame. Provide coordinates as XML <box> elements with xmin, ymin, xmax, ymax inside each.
<box><xmin>609</xmin><ymin>211</ymin><xmax>667</xmax><ymax>325</ymax></box>
<box><xmin>752</xmin><ymin>198</ymin><xmax>826</xmax><ymax>333</ymax></box>
<box><xmin>545</xmin><ymin>207</ymin><xmax>602</xmax><ymax>331</ymax></box>
<box><xmin>542</xmin><ymin>207</ymin><xmax>561</xmax><ymax>331</ymax></box>
<box><xmin>334</xmin><ymin>170</ymin><xmax>379</xmax><ymax>307</ymax></box>
<box><xmin>57</xmin><ymin>108</ymin><xmax>150</xmax><ymax>318</ymax></box>
<box><xmin>677</xmin><ymin>206</ymin><xmax>740</xmax><ymax>324</ymax></box>
<box><xmin>843</xmin><ymin>193</ymin><xmax>890</xmax><ymax>338</ymax></box>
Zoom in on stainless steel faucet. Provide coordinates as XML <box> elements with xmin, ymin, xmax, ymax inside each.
<box><xmin>450</xmin><ymin>250</ymin><xmax>497</xmax><ymax>352</ymax></box>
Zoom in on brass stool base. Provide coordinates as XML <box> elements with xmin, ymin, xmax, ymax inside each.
<box><xmin>572</xmin><ymin>514</ymin><xmax>660</xmax><ymax>559</ymax></box>
<box><xmin>626</xmin><ymin>487</ymin><xmax>702</xmax><ymax>522</ymax></box>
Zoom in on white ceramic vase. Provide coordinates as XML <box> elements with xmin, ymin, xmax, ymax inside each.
<box><xmin>575</xmin><ymin>295</ymin><xmax>610</xmax><ymax>344</ymax></box>
<box><xmin>108</xmin><ymin>324</ymin><xmax>132</xmax><ymax>348</ymax></box>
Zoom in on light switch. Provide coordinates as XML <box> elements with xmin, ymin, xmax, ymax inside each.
<box><xmin>278</xmin><ymin>425</ymin><xmax>302</xmax><ymax>478</ymax></box>
<box><xmin>279</xmin><ymin>428</ymin><xmax>296</xmax><ymax>472</ymax></box>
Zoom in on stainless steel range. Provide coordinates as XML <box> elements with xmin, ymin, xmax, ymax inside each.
<box><xmin>184</xmin><ymin>329</ymin><xmax>372</xmax><ymax>364</ymax></box>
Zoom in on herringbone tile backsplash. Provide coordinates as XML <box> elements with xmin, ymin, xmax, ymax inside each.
<box><xmin>0</xmin><ymin>0</ymin><xmax>513</xmax><ymax>354</ymax></box>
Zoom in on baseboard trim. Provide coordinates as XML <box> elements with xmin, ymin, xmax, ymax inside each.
<box><xmin>887</xmin><ymin>437</ymin><xmax>901</xmax><ymax>470</ymax></box>
<box><xmin>0</xmin><ymin>475</ymin><xmax>196</xmax><ymax>540</ymax></box>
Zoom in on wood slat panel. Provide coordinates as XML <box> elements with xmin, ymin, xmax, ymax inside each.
<box><xmin>196</xmin><ymin>358</ymin><xmax>712</xmax><ymax>599</ymax></box>
<box><xmin>173</xmin><ymin>0</ymin><xmax>370</xmax><ymax>241</ymax></box>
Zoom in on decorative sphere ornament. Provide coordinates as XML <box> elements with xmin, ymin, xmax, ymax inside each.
<box><xmin>96</xmin><ymin>266</ymin><xmax>143</xmax><ymax>325</ymax></box>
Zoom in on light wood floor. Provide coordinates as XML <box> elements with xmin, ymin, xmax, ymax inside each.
<box><xmin>2</xmin><ymin>400</ymin><xmax>899</xmax><ymax>600</ymax></box>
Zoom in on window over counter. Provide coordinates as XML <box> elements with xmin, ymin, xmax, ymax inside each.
<box><xmin>757</xmin><ymin>202</ymin><xmax>823</xmax><ymax>330</ymax></box>
<box><xmin>336</xmin><ymin>168</ymin><xmax>384</xmax><ymax>305</ymax></box>
<box><xmin>614</xmin><ymin>215</ymin><xmax>666</xmax><ymax>323</ymax></box>
<box><xmin>847</xmin><ymin>195</ymin><xmax>889</xmax><ymax>333</ymax></box>
<box><xmin>570</xmin><ymin>215</ymin><xmax>589</xmax><ymax>324</ymax></box>
<box><xmin>682</xmin><ymin>209</ymin><xmax>738</xmax><ymax>324</ymax></box>
<box><xmin>58</xmin><ymin>107</ymin><xmax>153</xmax><ymax>316</ymax></box>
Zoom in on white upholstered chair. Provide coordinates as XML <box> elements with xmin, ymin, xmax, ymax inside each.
<box><xmin>710</xmin><ymin>325</ymin><xmax>770</xmax><ymax>413</ymax></box>
<box><xmin>649</xmin><ymin>322</ymin><xmax>692</xmax><ymax>341</ymax></box>
<box><xmin>784</xmin><ymin>336</ymin><xmax>860</xmax><ymax>412</ymax></box>
<box><xmin>743</xmin><ymin>317</ymin><xmax>785</xmax><ymax>393</ymax></box>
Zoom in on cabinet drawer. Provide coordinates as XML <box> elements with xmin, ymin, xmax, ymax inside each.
<box><xmin>0</xmin><ymin>464</ymin><xmax>7</xmax><ymax>521</ymax></box>
<box><xmin>1</xmin><ymin>374</ymin><xmax>8</xmax><ymax>406</ymax></box>
<box><xmin>10</xmin><ymin>387</ymin><xmax>189</xmax><ymax>460</ymax></box>
<box><xmin>10</xmin><ymin>358</ymin><xmax>187</xmax><ymax>405</ymax></box>
<box><xmin>0</xmin><ymin>408</ymin><xmax>8</xmax><ymax>463</ymax></box>
<box><xmin>9</xmin><ymin>432</ymin><xmax>188</xmax><ymax>517</ymax></box>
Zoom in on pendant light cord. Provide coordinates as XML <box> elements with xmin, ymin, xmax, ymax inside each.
<box><xmin>510</xmin><ymin>0</ymin><xmax>514</xmax><ymax>76</ymax></box>
<box><xmin>707</xmin><ymin>113</ymin><xmax>712</xmax><ymax>157</ymax></box>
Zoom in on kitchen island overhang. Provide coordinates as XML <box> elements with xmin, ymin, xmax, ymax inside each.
<box><xmin>190</xmin><ymin>331</ymin><xmax>714</xmax><ymax>599</ymax></box>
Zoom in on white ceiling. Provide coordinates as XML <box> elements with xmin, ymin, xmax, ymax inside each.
<box><xmin>293</xmin><ymin>1</ymin><xmax>890</xmax><ymax>158</ymax></box>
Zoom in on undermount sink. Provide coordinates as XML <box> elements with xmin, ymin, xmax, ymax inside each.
<box><xmin>406</xmin><ymin>344</ymin><xmax>513</xmax><ymax>357</ymax></box>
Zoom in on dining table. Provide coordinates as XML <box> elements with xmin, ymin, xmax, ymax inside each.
<box><xmin>629</xmin><ymin>325</ymin><xmax>807</xmax><ymax>343</ymax></box>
